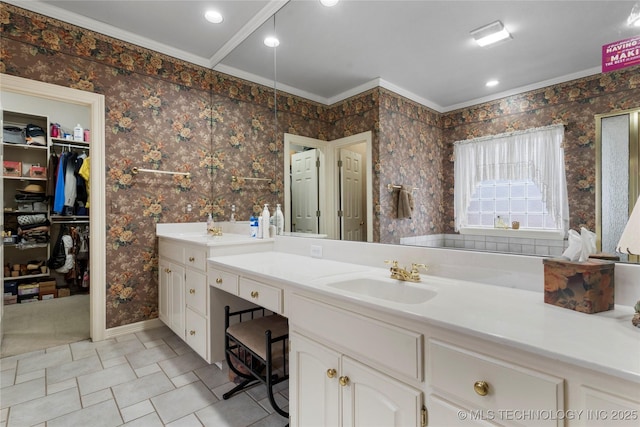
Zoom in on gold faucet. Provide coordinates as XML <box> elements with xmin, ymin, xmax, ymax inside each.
<box><xmin>385</xmin><ymin>260</ymin><xmax>428</xmax><ymax>282</ymax></box>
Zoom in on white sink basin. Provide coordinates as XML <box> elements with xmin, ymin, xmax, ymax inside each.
<box><xmin>327</xmin><ymin>277</ymin><xmax>437</xmax><ymax>304</ymax></box>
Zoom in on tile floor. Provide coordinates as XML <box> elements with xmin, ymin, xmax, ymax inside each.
<box><xmin>0</xmin><ymin>325</ymin><xmax>289</xmax><ymax>427</ymax></box>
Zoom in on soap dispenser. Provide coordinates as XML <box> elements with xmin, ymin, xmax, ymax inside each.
<box><xmin>275</xmin><ymin>204</ymin><xmax>284</xmax><ymax>235</ymax></box>
<box><xmin>261</xmin><ymin>204</ymin><xmax>270</xmax><ymax>238</ymax></box>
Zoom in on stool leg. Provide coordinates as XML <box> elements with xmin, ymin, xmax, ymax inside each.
<box><xmin>222</xmin><ymin>378</ymin><xmax>259</xmax><ymax>400</ymax></box>
<box><xmin>265</xmin><ymin>330</ymin><xmax>289</xmax><ymax>418</ymax></box>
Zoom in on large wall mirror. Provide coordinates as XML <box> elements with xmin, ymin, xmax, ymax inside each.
<box><xmin>220</xmin><ymin>0</ymin><xmax>639</xmax><ymax>263</ymax></box>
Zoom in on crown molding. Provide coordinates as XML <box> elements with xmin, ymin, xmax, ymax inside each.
<box><xmin>442</xmin><ymin>66</ymin><xmax>602</xmax><ymax>113</ymax></box>
<box><xmin>5</xmin><ymin>0</ymin><xmax>211</xmax><ymax>67</ymax></box>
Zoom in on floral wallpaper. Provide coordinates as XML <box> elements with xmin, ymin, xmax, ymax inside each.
<box><xmin>2</xmin><ymin>3</ymin><xmax>639</xmax><ymax>328</ymax></box>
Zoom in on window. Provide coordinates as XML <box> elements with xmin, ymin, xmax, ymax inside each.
<box><xmin>466</xmin><ymin>179</ymin><xmax>559</xmax><ymax>230</ymax></box>
<box><xmin>454</xmin><ymin>125</ymin><xmax>568</xmax><ymax>233</ymax></box>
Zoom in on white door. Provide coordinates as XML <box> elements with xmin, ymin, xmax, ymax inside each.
<box><xmin>339</xmin><ymin>148</ymin><xmax>364</xmax><ymax>241</ymax></box>
<box><xmin>291</xmin><ymin>149</ymin><xmax>319</xmax><ymax>233</ymax></box>
<box><xmin>290</xmin><ymin>332</ymin><xmax>341</xmax><ymax>427</ymax></box>
<box><xmin>342</xmin><ymin>356</ymin><xmax>422</xmax><ymax>427</ymax></box>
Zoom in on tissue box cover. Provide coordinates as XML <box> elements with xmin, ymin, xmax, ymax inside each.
<box><xmin>543</xmin><ymin>258</ymin><xmax>614</xmax><ymax>313</ymax></box>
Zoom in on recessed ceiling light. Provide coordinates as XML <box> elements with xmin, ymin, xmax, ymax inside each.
<box><xmin>471</xmin><ymin>20</ymin><xmax>511</xmax><ymax>47</ymax></box>
<box><xmin>320</xmin><ymin>0</ymin><xmax>340</xmax><ymax>6</ymax></box>
<box><xmin>486</xmin><ymin>80</ymin><xmax>499</xmax><ymax>87</ymax></box>
<box><xmin>264</xmin><ymin>36</ymin><xmax>280</xmax><ymax>48</ymax></box>
<box><xmin>204</xmin><ymin>10</ymin><xmax>223</xmax><ymax>24</ymax></box>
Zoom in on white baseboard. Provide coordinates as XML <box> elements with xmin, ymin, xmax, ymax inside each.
<box><xmin>102</xmin><ymin>318</ymin><xmax>164</xmax><ymax>340</ymax></box>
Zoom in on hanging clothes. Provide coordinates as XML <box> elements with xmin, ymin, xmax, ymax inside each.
<box><xmin>74</xmin><ymin>153</ymin><xmax>88</xmax><ymax>215</ymax></box>
<box><xmin>64</xmin><ymin>151</ymin><xmax>78</xmax><ymax>215</ymax></box>
<box><xmin>53</xmin><ymin>151</ymin><xmax>69</xmax><ymax>214</ymax></box>
<box><xmin>78</xmin><ymin>156</ymin><xmax>90</xmax><ymax>209</ymax></box>
<box><xmin>47</xmin><ymin>152</ymin><xmax>59</xmax><ymax>200</ymax></box>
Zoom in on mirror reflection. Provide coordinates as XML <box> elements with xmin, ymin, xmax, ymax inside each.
<box><xmin>220</xmin><ymin>0</ymin><xmax>640</xmax><ymax>261</ymax></box>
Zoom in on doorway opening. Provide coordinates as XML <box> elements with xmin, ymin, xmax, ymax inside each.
<box><xmin>283</xmin><ymin>131</ymin><xmax>372</xmax><ymax>241</ymax></box>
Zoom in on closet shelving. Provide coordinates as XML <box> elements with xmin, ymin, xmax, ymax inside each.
<box><xmin>3</xmin><ymin>110</ymin><xmax>92</xmax><ymax>301</ymax></box>
<box><xmin>2</xmin><ymin>111</ymin><xmax>51</xmax><ymax>284</ymax></box>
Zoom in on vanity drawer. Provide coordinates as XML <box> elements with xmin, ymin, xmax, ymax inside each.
<box><xmin>209</xmin><ymin>268</ymin><xmax>239</xmax><ymax>295</ymax></box>
<box><xmin>185</xmin><ymin>308</ymin><xmax>208</xmax><ymax>361</ymax></box>
<box><xmin>239</xmin><ymin>277</ymin><xmax>283</xmax><ymax>314</ymax></box>
<box><xmin>184</xmin><ymin>246</ymin><xmax>207</xmax><ymax>272</ymax></box>
<box><xmin>429</xmin><ymin>340</ymin><xmax>564</xmax><ymax>427</ymax></box>
<box><xmin>291</xmin><ymin>294</ymin><xmax>422</xmax><ymax>381</ymax></box>
<box><xmin>159</xmin><ymin>240</ymin><xmax>184</xmax><ymax>264</ymax></box>
<box><xmin>185</xmin><ymin>269</ymin><xmax>207</xmax><ymax>316</ymax></box>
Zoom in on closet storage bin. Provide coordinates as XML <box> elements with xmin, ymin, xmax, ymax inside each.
<box><xmin>3</xmin><ymin>161</ymin><xmax>22</xmax><ymax>177</ymax></box>
<box><xmin>543</xmin><ymin>258</ymin><xmax>615</xmax><ymax>313</ymax></box>
<box><xmin>224</xmin><ymin>305</ymin><xmax>289</xmax><ymax>418</ymax></box>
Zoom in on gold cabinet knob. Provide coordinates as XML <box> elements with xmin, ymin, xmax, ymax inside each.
<box><xmin>250</xmin><ymin>291</ymin><xmax>259</xmax><ymax>298</ymax></box>
<box><xmin>339</xmin><ymin>376</ymin><xmax>350</xmax><ymax>386</ymax></box>
<box><xmin>474</xmin><ymin>380</ymin><xmax>489</xmax><ymax>396</ymax></box>
<box><xmin>215</xmin><ymin>277</ymin><xmax>223</xmax><ymax>284</ymax></box>
<box><xmin>189</xmin><ymin>256</ymin><xmax>195</xmax><ymax>262</ymax></box>
<box><xmin>326</xmin><ymin>369</ymin><xmax>337</xmax><ymax>379</ymax></box>
<box><xmin>189</xmin><ymin>288</ymin><xmax>195</xmax><ymax>294</ymax></box>
<box><xmin>189</xmin><ymin>330</ymin><xmax>196</xmax><ymax>336</ymax></box>
<box><xmin>165</xmin><ymin>268</ymin><xmax>171</xmax><ymax>273</ymax></box>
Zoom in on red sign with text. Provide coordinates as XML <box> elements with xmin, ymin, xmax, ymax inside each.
<box><xmin>602</xmin><ymin>35</ymin><xmax>640</xmax><ymax>73</ymax></box>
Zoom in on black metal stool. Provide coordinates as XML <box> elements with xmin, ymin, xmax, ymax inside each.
<box><xmin>223</xmin><ymin>305</ymin><xmax>289</xmax><ymax>419</ymax></box>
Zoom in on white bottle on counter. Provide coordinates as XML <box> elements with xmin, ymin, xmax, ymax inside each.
<box><xmin>257</xmin><ymin>216</ymin><xmax>264</xmax><ymax>239</ymax></box>
<box><xmin>275</xmin><ymin>204</ymin><xmax>284</xmax><ymax>235</ymax></box>
<box><xmin>230</xmin><ymin>204</ymin><xmax>236</xmax><ymax>222</ymax></box>
<box><xmin>261</xmin><ymin>204</ymin><xmax>270</xmax><ymax>238</ymax></box>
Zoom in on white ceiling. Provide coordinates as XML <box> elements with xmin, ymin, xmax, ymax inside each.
<box><xmin>7</xmin><ymin>1</ymin><xmax>640</xmax><ymax>112</ymax></box>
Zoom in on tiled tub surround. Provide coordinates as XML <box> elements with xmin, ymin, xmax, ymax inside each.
<box><xmin>401</xmin><ymin>233</ymin><xmax>568</xmax><ymax>256</ymax></box>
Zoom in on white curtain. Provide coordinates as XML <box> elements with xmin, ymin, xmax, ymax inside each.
<box><xmin>453</xmin><ymin>124</ymin><xmax>568</xmax><ymax>232</ymax></box>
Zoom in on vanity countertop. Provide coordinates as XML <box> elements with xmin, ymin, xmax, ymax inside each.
<box><xmin>157</xmin><ymin>231</ymin><xmax>273</xmax><ymax>247</ymax></box>
<box><xmin>208</xmin><ymin>251</ymin><xmax>640</xmax><ymax>384</ymax></box>
<box><xmin>156</xmin><ymin>222</ymin><xmax>273</xmax><ymax>247</ymax></box>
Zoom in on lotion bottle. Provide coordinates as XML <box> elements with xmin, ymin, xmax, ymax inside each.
<box><xmin>73</xmin><ymin>124</ymin><xmax>83</xmax><ymax>142</ymax></box>
<box><xmin>275</xmin><ymin>204</ymin><xmax>284</xmax><ymax>235</ymax></box>
<box><xmin>261</xmin><ymin>204</ymin><xmax>270</xmax><ymax>238</ymax></box>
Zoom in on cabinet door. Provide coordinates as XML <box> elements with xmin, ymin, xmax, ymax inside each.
<box><xmin>290</xmin><ymin>332</ymin><xmax>341</xmax><ymax>427</ymax></box>
<box><xmin>158</xmin><ymin>259</ymin><xmax>171</xmax><ymax>325</ymax></box>
<box><xmin>342</xmin><ymin>356</ymin><xmax>422</xmax><ymax>427</ymax></box>
<box><xmin>169</xmin><ymin>262</ymin><xmax>185</xmax><ymax>339</ymax></box>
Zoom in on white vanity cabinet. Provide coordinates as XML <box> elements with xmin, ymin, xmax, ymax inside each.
<box><xmin>289</xmin><ymin>293</ymin><xmax>424</xmax><ymax>427</ymax></box>
<box><xmin>158</xmin><ymin>240</ymin><xmax>208</xmax><ymax>358</ymax></box>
